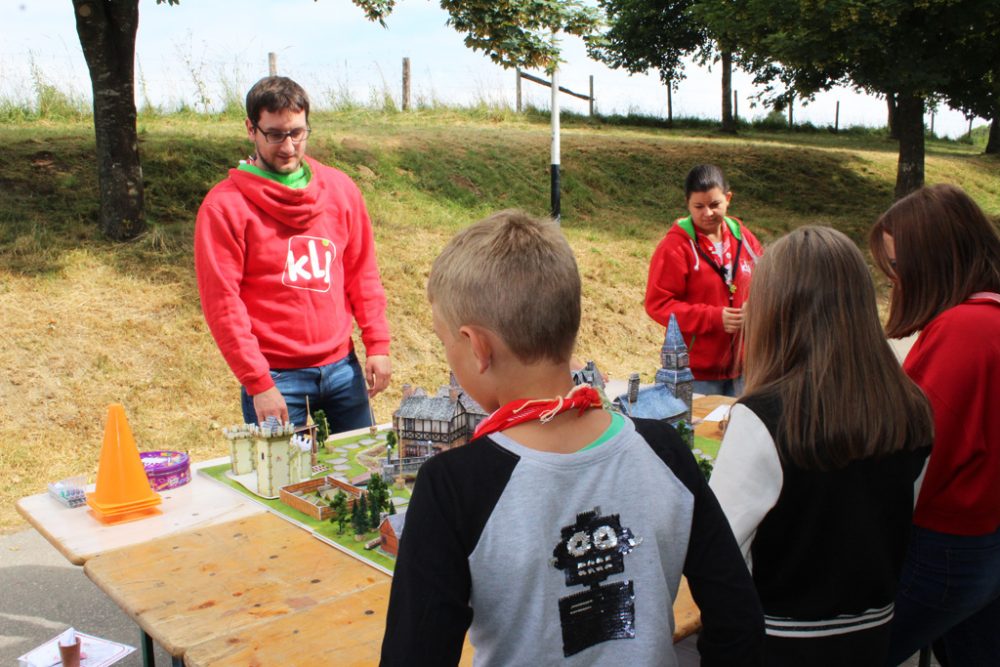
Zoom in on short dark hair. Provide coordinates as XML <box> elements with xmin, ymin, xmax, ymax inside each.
<box><xmin>245</xmin><ymin>76</ymin><xmax>310</xmax><ymax>125</ymax></box>
<box><xmin>684</xmin><ymin>164</ymin><xmax>729</xmax><ymax>199</ymax></box>
<box><xmin>869</xmin><ymin>184</ymin><xmax>1000</xmax><ymax>337</ymax></box>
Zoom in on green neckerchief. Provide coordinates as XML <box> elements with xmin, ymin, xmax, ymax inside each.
<box><xmin>579</xmin><ymin>411</ymin><xmax>625</xmax><ymax>452</ymax></box>
<box><xmin>238</xmin><ymin>160</ymin><xmax>311</xmax><ymax>189</ymax></box>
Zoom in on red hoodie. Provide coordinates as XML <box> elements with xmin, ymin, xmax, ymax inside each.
<box><xmin>906</xmin><ymin>296</ymin><xmax>1000</xmax><ymax>535</ymax></box>
<box><xmin>195</xmin><ymin>156</ymin><xmax>390</xmax><ymax>395</ymax></box>
<box><xmin>645</xmin><ymin>216</ymin><xmax>762</xmax><ymax>380</ymax></box>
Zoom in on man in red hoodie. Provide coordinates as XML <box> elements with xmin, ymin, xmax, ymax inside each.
<box><xmin>195</xmin><ymin>76</ymin><xmax>391</xmax><ymax>430</ymax></box>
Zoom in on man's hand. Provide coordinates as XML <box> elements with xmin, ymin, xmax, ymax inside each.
<box><xmin>722</xmin><ymin>306</ymin><xmax>744</xmax><ymax>334</ymax></box>
<box><xmin>253</xmin><ymin>386</ymin><xmax>289</xmax><ymax>424</ymax></box>
<box><xmin>365</xmin><ymin>354</ymin><xmax>392</xmax><ymax>397</ymax></box>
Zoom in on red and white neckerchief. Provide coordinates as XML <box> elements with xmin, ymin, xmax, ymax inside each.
<box><xmin>472</xmin><ymin>384</ymin><xmax>603</xmax><ymax>440</ymax></box>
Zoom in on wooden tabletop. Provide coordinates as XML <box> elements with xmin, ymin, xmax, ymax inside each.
<box><xmin>26</xmin><ymin>400</ymin><xmax>731</xmax><ymax>664</ymax></box>
<box><xmin>15</xmin><ymin>460</ymin><xmax>263</xmax><ymax>565</ymax></box>
<box><xmin>83</xmin><ymin>512</ymin><xmax>391</xmax><ymax>656</ymax></box>
<box><xmin>692</xmin><ymin>394</ymin><xmax>735</xmax><ymax>440</ymax></box>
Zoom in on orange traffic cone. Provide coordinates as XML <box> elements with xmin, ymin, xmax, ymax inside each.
<box><xmin>86</xmin><ymin>404</ymin><xmax>161</xmax><ymax>521</ymax></box>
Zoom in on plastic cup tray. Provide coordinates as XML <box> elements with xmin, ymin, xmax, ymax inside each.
<box><xmin>47</xmin><ymin>476</ymin><xmax>87</xmax><ymax>508</ymax></box>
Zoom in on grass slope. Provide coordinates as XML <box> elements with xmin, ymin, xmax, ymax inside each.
<box><xmin>1</xmin><ymin>109</ymin><xmax>998</xmax><ymax>532</ymax></box>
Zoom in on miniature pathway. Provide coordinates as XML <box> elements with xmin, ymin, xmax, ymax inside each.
<box><xmin>330</xmin><ymin>458</ymin><xmax>348</xmax><ymax>465</ymax></box>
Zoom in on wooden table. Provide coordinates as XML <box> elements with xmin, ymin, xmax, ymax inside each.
<box><xmin>83</xmin><ymin>511</ymin><xmax>454</xmax><ymax>666</ymax></box>
<box><xmin>19</xmin><ymin>398</ymin><xmax>732</xmax><ymax>665</ymax></box>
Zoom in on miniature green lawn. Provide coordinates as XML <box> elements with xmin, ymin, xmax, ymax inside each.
<box><xmin>200</xmin><ymin>428</ymin><xmax>412</xmax><ymax>573</ymax></box>
<box><xmin>693</xmin><ymin>435</ymin><xmax>720</xmax><ymax>460</ymax></box>
<box><xmin>201</xmin><ymin>429</ymin><xmax>723</xmax><ymax>574</ymax></box>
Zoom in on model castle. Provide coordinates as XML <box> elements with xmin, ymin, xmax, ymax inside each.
<box><xmin>612</xmin><ymin>314</ymin><xmax>694</xmax><ymax>445</ymax></box>
<box><xmin>223</xmin><ymin>416</ymin><xmax>313</xmax><ymax>498</ymax></box>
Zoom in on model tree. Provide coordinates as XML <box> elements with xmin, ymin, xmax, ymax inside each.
<box><xmin>366</xmin><ymin>474</ymin><xmax>392</xmax><ymax>528</ymax></box>
<box><xmin>313</xmin><ymin>409</ymin><xmax>330</xmax><ymax>451</ymax></box>
<box><xmin>328</xmin><ymin>489</ymin><xmax>349</xmax><ymax>534</ymax></box>
<box><xmin>352</xmin><ymin>496</ymin><xmax>369</xmax><ymax>539</ymax></box>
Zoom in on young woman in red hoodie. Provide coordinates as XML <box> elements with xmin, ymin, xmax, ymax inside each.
<box><xmin>870</xmin><ymin>184</ymin><xmax>1000</xmax><ymax>666</ymax></box>
<box><xmin>645</xmin><ymin>164</ymin><xmax>763</xmax><ymax>396</ymax></box>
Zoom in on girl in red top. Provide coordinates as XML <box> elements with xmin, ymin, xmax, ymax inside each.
<box><xmin>870</xmin><ymin>184</ymin><xmax>1000</xmax><ymax>666</ymax></box>
<box><xmin>645</xmin><ymin>165</ymin><xmax>763</xmax><ymax>396</ymax></box>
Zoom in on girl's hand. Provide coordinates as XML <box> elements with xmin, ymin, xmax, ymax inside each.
<box><xmin>722</xmin><ymin>306</ymin><xmax>744</xmax><ymax>334</ymax></box>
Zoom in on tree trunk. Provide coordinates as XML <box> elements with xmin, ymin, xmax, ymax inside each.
<box><xmin>73</xmin><ymin>0</ymin><xmax>145</xmax><ymax>241</ymax></box>
<box><xmin>720</xmin><ymin>50</ymin><xmax>735</xmax><ymax>134</ymax></box>
<box><xmin>986</xmin><ymin>110</ymin><xmax>1000</xmax><ymax>154</ymax></box>
<box><xmin>886</xmin><ymin>93</ymin><xmax>899</xmax><ymax>140</ymax></box>
<box><xmin>894</xmin><ymin>95</ymin><xmax>925</xmax><ymax>199</ymax></box>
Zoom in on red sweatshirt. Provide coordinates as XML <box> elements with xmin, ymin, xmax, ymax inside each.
<box><xmin>195</xmin><ymin>156</ymin><xmax>390</xmax><ymax>396</ymax></box>
<box><xmin>905</xmin><ymin>296</ymin><xmax>1000</xmax><ymax>535</ymax></box>
<box><xmin>645</xmin><ymin>216</ymin><xmax>763</xmax><ymax>380</ymax></box>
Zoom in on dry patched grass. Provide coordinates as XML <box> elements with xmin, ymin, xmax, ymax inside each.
<box><xmin>1</xmin><ymin>110</ymin><xmax>997</xmax><ymax>532</ymax></box>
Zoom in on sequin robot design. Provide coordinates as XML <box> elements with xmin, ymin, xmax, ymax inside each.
<box><xmin>551</xmin><ymin>506</ymin><xmax>643</xmax><ymax>657</ymax></box>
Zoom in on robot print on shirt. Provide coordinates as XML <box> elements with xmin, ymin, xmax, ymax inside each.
<box><xmin>282</xmin><ymin>235</ymin><xmax>337</xmax><ymax>292</ymax></box>
<box><xmin>551</xmin><ymin>506</ymin><xmax>643</xmax><ymax>657</ymax></box>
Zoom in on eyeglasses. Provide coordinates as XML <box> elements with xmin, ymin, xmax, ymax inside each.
<box><xmin>253</xmin><ymin>125</ymin><xmax>311</xmax><ymax>144</ymax></box>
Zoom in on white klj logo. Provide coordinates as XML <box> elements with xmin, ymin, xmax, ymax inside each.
<box><xmin>740</xmin><ymin>258</ymin><xmax>753</xmax><ymax>275</ymax></box>
<box><xmin>283</xmin><ymin>235</ymin><xmax>337</xmax><ymax>292</ymax></box>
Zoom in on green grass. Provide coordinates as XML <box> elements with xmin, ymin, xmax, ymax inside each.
<box><xmin>1</xmin><ymin>105</ymin><xmax>998</xmax><ymax>533</ymax></box>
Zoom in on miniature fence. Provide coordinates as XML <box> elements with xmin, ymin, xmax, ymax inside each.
<box><xmin>280</xmin><ymin>476</ymin><xmax>367</xmax><ymax>522</ymax></box>
<box><xmin>280</xmin><ymin>479</ymin><xmax>335</xmax><ymax>521</ymax></box>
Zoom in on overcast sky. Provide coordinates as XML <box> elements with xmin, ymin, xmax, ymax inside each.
<box><xmin>2</xmin><ymin>0</ymin><xmax>985</xmax><ymax>138</ymax></box>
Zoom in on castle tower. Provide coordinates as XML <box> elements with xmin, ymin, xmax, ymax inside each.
<box><xmin>655</xmin><ymin>314</ymin><xmax>694</xmax><ymax>424</ymax></box>
<box><xmin>255</xmin><ymin>417</ymin><xmax>296</xmax><ymax>498</ymax></box>
<box><xmin>226</xmin><ymin>424</ymin><xmax>255</xmax><ymax>476</ymax></box>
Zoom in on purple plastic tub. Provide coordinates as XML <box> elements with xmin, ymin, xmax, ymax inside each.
<box><xmin>140</xmin><ymin>450</ymin><xmax>191</xmax><ymax>491</ymax></box>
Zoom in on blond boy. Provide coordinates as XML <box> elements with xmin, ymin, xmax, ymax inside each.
<box><xmin>380</xmin><ymin>210</ymin><xmax>764</xmax><ymax>666</ymax></box>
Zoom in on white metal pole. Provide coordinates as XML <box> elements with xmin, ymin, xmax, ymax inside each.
<box><xmin>551</xmin><ymin>62</ymin><xmax>561</xmax><ymax>223</ymax></box>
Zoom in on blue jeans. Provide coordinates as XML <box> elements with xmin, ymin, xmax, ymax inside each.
<box><xmin>886</xmin><ymin>524</ymin><xmax>1000</xmax><ymax>666</ymax></box>
<box><xmin>693</xmin><ymin>377</ymin><xmax>744</xmax><ymax>397</ymax></box>
<box><xmin>241</xmin><ymin>352</ymin><xmax>372</xmax><ymax>431</ymax></box>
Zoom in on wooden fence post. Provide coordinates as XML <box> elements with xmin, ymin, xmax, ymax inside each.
<box><xmin>589</xmin><ymin>75</ymin><xmax>594</xmax><ymax>117</ymax></box>
<box><xmin>268</xmin><ymin>52</ymin><xmax>277</xmax><ymax>76</ymax></box>
<box><xmin>516</xmin><ymin>68</ymin><xmax>522</xmax><ymax>112</ymax></box>
<box><xmin>734</xmin><ymin>90</ymin><xmax>739</xmax><ymax>124</ymax></box>
<box><xmin>402</xmin><ymin>57</ymin><xmax>411</xmax><ymax>111</ymax></box>
<box><xmin>835</xmin><ymin>101</ymin><xmax>840</xmax><ymax>133</ymax></box>
<box><xmin>788</xmin><ymin>92</ymin><xmax>794</xmax><ymax>127</ymax></box>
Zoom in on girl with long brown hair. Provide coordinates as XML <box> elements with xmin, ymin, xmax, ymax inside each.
<box><xmin>870</xmin><ymin>184</ymin><xmax>1000</xmax><ymax>666</ymax></box>
<box><xmin>710</xmin><ymin>226</ymin><xmax>933</xmax><ymax>666</ymax></box>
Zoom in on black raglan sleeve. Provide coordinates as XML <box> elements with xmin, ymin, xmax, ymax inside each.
<box><xmin>633</xmin><ymin>419</ymin><xmax>765</xmax><ymax>667</ymax></box>
<box><xmin>380</xmin><ymin>439</ymin><xmax>519</xmax><ymax>666</ymax></box>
